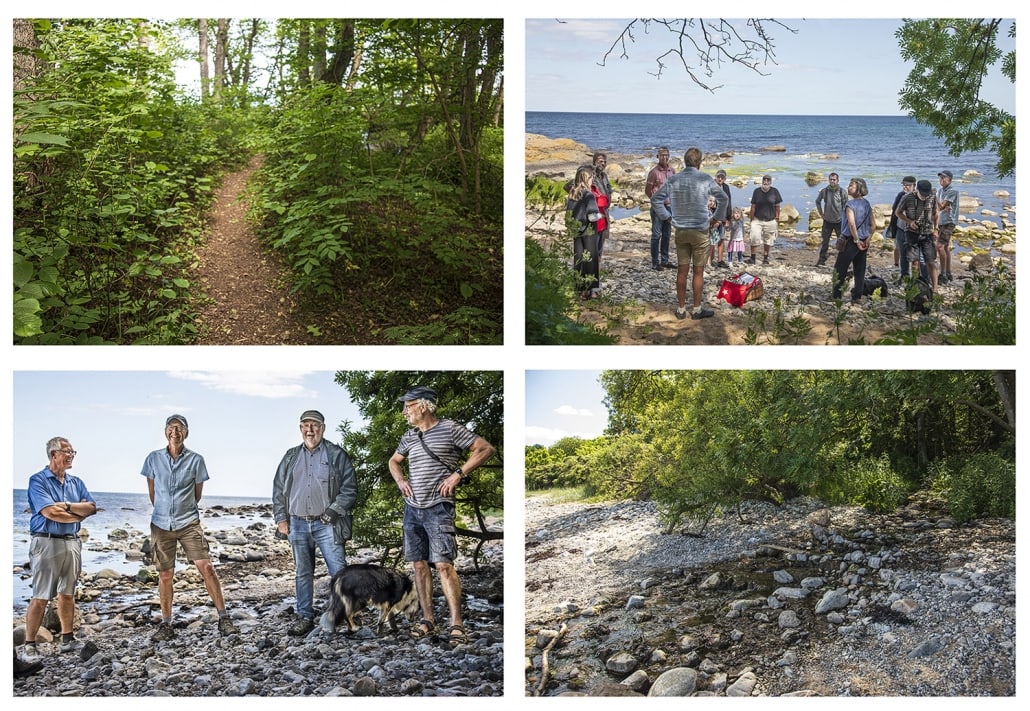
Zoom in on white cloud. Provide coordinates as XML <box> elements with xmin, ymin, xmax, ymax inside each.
<box><xmin>554</xmin><ymin>404</ymin><xmax>593</xmax><ymax>417</ymax></box>
<box><xmin>168</xmin><ymin>371</ymin><xmax>316</xmax><ymax>399</ymax></box>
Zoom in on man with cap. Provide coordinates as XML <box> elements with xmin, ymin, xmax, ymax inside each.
<box><xmin>389</xmin><ymin>386</ymin><xmax>495</xmax><ymax>647</ymax></box>
<box><xmin>19</xmin><ymin>436</ymin><xmax>97</xmax><ymax>661</ymax></box>
<box><xmin>748</xmin><ymin>174</ymin><xmax>782</xmax><ymax>265</ymax></box>
<box><xmin>142</xmin><ymin>415</ymin><xmax>236</xmax><ymax>642</ymax></box>
<box><xmin>645</xmin><ymin>147</ymin><xmax>677</xmax><ymax>270</ymax></box>
<box><xmin>936</xmin><ymin>170</ymin><xmax>959</xmax><ymax>284</ymax></box>
<box><xmin>272</xmin><ymin>409</ymin><xmax>357</xmax><ymax>636</ymax></box>
<box><xmin>895</xmin><ymin>179</ymin><xmax>940</xmax><ymax>292</ymax></box>
<box><xmin>815</xmin><ymin>173</ymin><xmax>847</xmax><ymax>267</ymax></box>
<box><xmin>889</xmin><ymin>176</ymin><xmax>923</xmax><ymax>281</ymax></box>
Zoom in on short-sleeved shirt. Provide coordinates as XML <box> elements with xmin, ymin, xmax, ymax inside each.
<box><xmin>937</xmin><ymin>184</ymin><xmax>959</xmax><ymax>225</ymax></box>
<box><xmin>750</xmin><ymin>187</ymin><xmax>782</xmax><ymax>222</ymax></box>
<box><xmin>141</xmin><ymin>446</ymin><xmax>209</xmax><ymax>531</ymax></box>
<box><xmin>396</xmin><ymin>419</ymin><xmax>478</xmax><ymax>509</ymax></box>
<box><xmin>27</xmin><ymin>467</ymin><xmax>96</xmax><ymax>535</ymax></box>
<box><xmin>841</xmin><ymin>198</ymin><xmax>873</xmax><ymax>239</ymax></box>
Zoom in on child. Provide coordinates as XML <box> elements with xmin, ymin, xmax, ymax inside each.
<box><xmin>707</xmin><ymin>195</ymin><xmax>723</xmax><ymax>267</ymax></box>
<box><xmin>728</xmin><ymin>207</ymin><xmax>746</xmax><ymax>265</ymax></box>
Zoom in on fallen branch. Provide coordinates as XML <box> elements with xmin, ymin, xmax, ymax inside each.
<box><xmin>535</xmin><ymin>622</ymin><xmax>568</xmax><ymax>696</ymax></box>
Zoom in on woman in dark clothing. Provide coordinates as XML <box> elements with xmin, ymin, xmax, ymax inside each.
<box><xmin>831</xmin><ymin>177</ymin><xmax>873</xmax><ymax>303</ymax></box>
<box><xmin>565</xmin><ymin>167</ymin><xmax>604</xmax><ymax>298</ymax></box>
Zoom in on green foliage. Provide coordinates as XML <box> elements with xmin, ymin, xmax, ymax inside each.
<box><xmin>835</xmin><ymin>454</ymin><xmax>908</xmax><ymax>513</ymax></box>
<box><xmin>897</xmin><ymin>19</ymin><xmax>1015</xmax><ymax>178</ymax></box>
<box><xmin>587</xmin><ymin>370</ymin><xmax>1015</xmax><ymax>528</ymax></box>
<box><xmin>13</xmin><ymin>19</ymin><xmax>251</xmax><ymax>343</ymax></box>
<box><xmin>525</xmin><ymin>239</ymin><xmax>618</xmax><ymax>344</ymax></box>
<box><xmin>929</xmin><ymin>453</ymin><xmax>1016</xmax><ymax>522</ymax></box>
<box><xmin>743</xmin><ymin>292</ymin><xmax>814</xmax><ymax>345</ymax></box>
<box><xmin>335</xmin><ymin>371</ymin><xmax>502</xmax><ymax>558</ymax></box>
<box><xmin>947</xmin><ymin>265</ymin><xmax>1015</xmax><ymax>344</ymax></box>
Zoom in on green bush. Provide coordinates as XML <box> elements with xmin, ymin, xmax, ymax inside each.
<box><xmin>930</xmin><ymin>452</ymin><xmax>1016</xmax><ymax>521</ymax></box>
<box><xmin>948</xmin><ymin>264</ymin><xmax>1015</xmax><ymax>344</ymax></box>
<box><xmin>525</xmin><ymin>239</ymin><xmax>616</xmax><ymax>345</ymax></box>
<box><xmin>839</xmin><ymin>454</ymin><xmax>908</xmax><ymax>512</ymax></box>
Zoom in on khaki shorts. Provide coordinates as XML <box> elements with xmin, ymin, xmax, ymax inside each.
<box><xmin>29</xmin><ymin>535</ymin><xmax>82</xmax><ymax>600</ymax></box>
<box><xmin>749</xmin><ymin>219</ymin><xmax>778</xmax><ymax>246</ymax></box>
<box><xmin>674</xmin><ymin>227</ymin><xmax>709</xmax><ymax>267</ymax></box>
<box><xmin>937</xmin><ymin>223</ymin><xmax>955</xmax><ymax>246</ymax></box>
<box><xmin>151</xmin><ymin>519</ymin><xmax>210</xmax><ymax>571</ymax></box>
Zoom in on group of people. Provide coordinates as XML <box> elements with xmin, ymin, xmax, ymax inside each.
<box><xmin>564</xmin><ymin>147</ymin><xmax>961</xmax><ymax>314</ymax></box>
<box><xmin>16</xmin><ymin>386</ymin><xmax>495</xmax><ymax>674</ymax></box>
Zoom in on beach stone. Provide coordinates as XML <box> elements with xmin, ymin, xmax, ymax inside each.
<box><xmin>606</xmin><ymin>651</ymin><xmax>638</xmax><ymax>676</ymax></box>
<box><xmin>648</xmin><ymin>667</ymin><xmax>698</xmax><ymax>696</ymax></box>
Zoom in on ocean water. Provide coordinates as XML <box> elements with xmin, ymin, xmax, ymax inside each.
<box><xmin>526</xmin><ymin>112</ymin><xmax>1015</xmax><ymax>231</ymax></box>
<box><xmin>12</xmin><ymin>490</ymin><xmax>271</xmax><ymax>608</ymax></box>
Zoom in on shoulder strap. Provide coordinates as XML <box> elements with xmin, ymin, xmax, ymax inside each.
<box><xmin>415</xmin><ymin>428</ymin><xmax>457</xmax><ymax>473</ymax></box>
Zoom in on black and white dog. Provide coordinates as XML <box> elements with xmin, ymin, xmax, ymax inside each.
<box><xmin>319</xmin><ymin>563</ymin><xmax>420</xmax><ymax>635</ymax></box>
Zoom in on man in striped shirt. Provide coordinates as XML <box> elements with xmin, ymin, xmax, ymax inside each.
<box><xmin>389</xmin><ymin>386</ymin><xmax>495</xmax><ymax>647</ymax></box>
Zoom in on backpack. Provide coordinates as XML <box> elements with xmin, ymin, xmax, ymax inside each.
<box><xmin>906</xmin><ymin>277</ymin><xmax>933</xmax><ymax>314</ymax></box>
<box><xmin>863</xmin><ymin>273</ymin><xmax>888</xmax><ymax>298</ymax></box>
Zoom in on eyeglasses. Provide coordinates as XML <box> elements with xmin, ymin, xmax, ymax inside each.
<box><xmin>166</xmin><ymin>425</ymin><xmax>186</xmax><ymax>433</ymax></box>
<box><xmin>58</xmin><ymin>449</ymin><xmax>77</xmax><ymax>456</ymax></box>
<box><xmin>762</xmin><ymin>180</ymin><xmax>771</xmax><ymax>184</ymax></box>
<box><xmin>402</xmin><ymin>402</ymin><xmax>418</xmax><ymax>411</ymax></box>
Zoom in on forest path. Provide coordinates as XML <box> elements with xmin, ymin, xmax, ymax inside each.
<box><xmin>193</xmin><ymin>155</ymin><xmax>309</xmax><ymax>345</ymax></box>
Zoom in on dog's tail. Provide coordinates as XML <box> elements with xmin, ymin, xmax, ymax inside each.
<box><xmin>319</xmin><ymin>575</ymin><xmax>345</xmax><ymax>634</ymax></box>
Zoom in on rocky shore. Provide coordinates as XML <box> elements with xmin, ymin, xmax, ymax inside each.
<box><xmin>524</xmin><ymin>494</ymin><xmax>1015</xmax><ymax>697</ymax></box>
<box><xmin>12</xmin><ymin>503</ymin><xmax>504</xmax><ymax>697</ymax></box>
<box><xmin>526</xmin><ymin>134</ymin><xmax>1017</xmax><ymax>345</ymax></box>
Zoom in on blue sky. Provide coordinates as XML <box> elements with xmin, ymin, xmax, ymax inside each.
<box><xmin>525</xmin><ymin>370</ymin><xmax>608</xmax><ymax>446</ymax></box>
<box><xmin>12</xmin><ymin>371</ymin><xmax>368</xmax><ymax>498</ymax></box>
<box><xmin>526</xmin><ymin>18</ymin><xmax>1017</xmax><ymax>116</ymax></box>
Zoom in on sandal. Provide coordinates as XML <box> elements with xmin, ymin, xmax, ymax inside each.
<box><xmin>446</xmin><ymin>624</ymin><xmax>468</xmax><ymax>647</ymax></box>
<box><xmin>410</xmin><ymin>619</ymin><xmax>436</xmax><ymax>640</ymax></box>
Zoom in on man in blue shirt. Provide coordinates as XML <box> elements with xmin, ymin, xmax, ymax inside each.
<box><xmin>652</xmin><ymin>147</ymin><xmax>728</xmax><ymax>320</ymax></box>
<box><xmin>272</xmin><ymin>410</ymin><xmax>358</xmax><ymax>636</ymax></box>
<box><xmin>20</xmin><ymin>437</ymin><xmax>97</xmax><ymax>661</ymax></box>
<box><xmin>142</xmin><ymin>415</ymin><xmax>235</xmax><ymax>642</ymax></box>
<box><xmin>936</xmin><ymin>170</ymin><xmax>960</xmax><ymax>284</ymax></box>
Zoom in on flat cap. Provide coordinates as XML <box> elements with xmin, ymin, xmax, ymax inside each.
<box><xmin>397</xmin><ymin>386</ymin><xmax>438</xmax><ymax>404</ymax></box>
<box><xmin>299</xmin><ymin>410</ymin><xmax>325</xmax><ymax>424</ymax></box>
<box><xmin>938</xmin><ymin>170</ymin><xmax>953</xmax><ymax>179</ymax></box>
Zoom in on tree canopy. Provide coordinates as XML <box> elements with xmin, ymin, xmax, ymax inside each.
<box><xmin>527</xmin><ymin>371</ymin><xmax>1015</xmax><ymax>532</ymax></box>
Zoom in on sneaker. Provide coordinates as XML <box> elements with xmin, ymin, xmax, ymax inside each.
<box><xmin>661</xmin><ymin>262</ymin><xmax>677</xmax><ymax>270</ymax></box>
<box><xmin>691</xmin><ymin>306</ymin><xmax>715</xmax><ymax>320</ymax></box>
<box><xmin>218</xmin><ymin>616</ymin><xmax>237</xmax><ymax>636</ymax></box>
<box><xmin>651</xmin><ymin>264</ymin><xmax>661</xmax><ymax>271</ymax></box>
<box><xmin>674</xmin><ymin>306</ymin><xmax>687</xmax><ymax>320</ymax></box>
<box><xmin>13</xmin><ymin>652</ymin><xmax>43</xmax><ymax>678</ymax></box>
<box><xmin>288</xmin><ymin>617</ymin><xmax>315</xmax><ymax>636</ymax></box>
<box><xmin>717</xmin><ymin>260</ymin><xmax>730</xmax><ymax>269</ymax></box>
<box><xmin>815</xmin><ymin>258</ymin><xmax>826</xmax><ymax>266</ymax></box>
<box><xmin>747</xmin><ymin>256</ymin><xmax>756</xmax><ymax>265</ymax></box>
<box><xmin>151</xmin><ymin>621</ymin><xmax>176</xmax><ymax>642</ymax></box>
<box><xmin>17</xmin><ymin>644</ymin><xmax>41</xmax><ymax>663</ymax></box>
<box><xmin>59</xmin><ymin>637</ymin><xmax>84</xmax><ymax>654</ymax></box>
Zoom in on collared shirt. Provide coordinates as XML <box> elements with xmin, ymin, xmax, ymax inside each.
<box><xmin>396</xmin><ymin>419</ymin><xmax>478</xmax><ymax>509</ymax></box>
<box><xmin>652</xmin><ymin>167</ymin><xmax>728</xmax><ymax>230</ymax></box>
<box><xmin>645</xmin><ymin>164</ymin><xmax>677</xmax><ymax>199</ymax></box>
<box><xmin>141</xmin><ymin>446</ymin><xmax>209</xmax><ymax>531</ymax></box>
<box><xmin>937</xmin><ymin>184</ymin><xmax>959</xmax><ymax>225</ymax></box>
<box><xmin>27</xmin><ymin>466</ymin><xmax>96</xmax><ymax>535</ymax></box>
<box><xmin>288</xmin><ymin>440</ymin><xmax>332</xmax><ymax>517</ymax></box>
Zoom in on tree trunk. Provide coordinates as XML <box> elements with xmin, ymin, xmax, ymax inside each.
<box><xmin>993</xmin><ymin>370</ymin><xmax>1015</xmax><ymax>430</ymax></box>
<box><xmin>198</xmin><ymin>19</ymin><xmax>210</xmax><ymax>100</ymax></box>
<box><xmin>214</xmin><ymin>18</ymin><xmax>229</xmax><ymax>100</ymax></box>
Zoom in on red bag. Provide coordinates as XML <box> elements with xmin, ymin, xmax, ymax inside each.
<box><xmin>717</xmin><ymin>272</ymin><xmax>764</xmax><ymax>307</ymax></box>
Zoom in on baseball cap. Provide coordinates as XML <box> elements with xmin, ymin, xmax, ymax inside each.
<box><xmin>299</xmin><ymin>410</ymin><xmax>325</xmax><ymax>424</ymax></box>
<box><xmin>716</xmin><ymin>169</ymin><xmax>727</xmax><ymax>178</ymax></box>
<box><xmin>938</xmin><ymin>170</ymin><xmax>953</xmax><ymax>179</ymax></box>
<box><xmin>165</xmin><ymin>414</ymin><xmax>188</xmax><ymax>430</ymax></box>
<box><xmin>902</xmin><ymin>176</ymin><xmax>916</xmax><ymax>185</ymax></box>
<box><xmin>916</xmin><ymin>179</ymin><xmax>933</xmax><ymax>196</ymax></box>
<box><xmin>397</xmin><ymin>386</ymin><xmax>438</xmax><ymax>404</ymax></box>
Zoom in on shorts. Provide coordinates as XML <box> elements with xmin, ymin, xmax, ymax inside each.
<box><xmin>907</xmin><ymin>234</ymin><xmax>938</xmax><ymax>265</ymax></box>
<box><xmin>673</xmin><ymin>227</ymin><xmax>709</xmax><ymax>267</ymax></box>
<box><xmin>749</xmin><ymin>219</ymin><xmax>778</xmax><ymax>246</ymax></box>
<box><xmin>937</xmin><ymin>223</ymin><xmax>955</xmax><ymax>246</ymax></box>
<box><xmin>403</xmin><ymin>502</ymin><xmax>457</xmax><ymax>564</ymax></box>
<box><xmin>151</xmin><ymin>519</ymin><xmax>211</xmax><ymax>571</ymax></box>
<box><xmin>709</xmin><ymin>223</ymin><xmax>726</xmax><ymax>246</ymax></box>
<box><xmin>29</xmin><ymin>535</ymin><xmax>82</xmax><ymax>600</ymax></box>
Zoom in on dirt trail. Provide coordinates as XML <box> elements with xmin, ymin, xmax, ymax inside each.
<box><xmin>193</xmin><ymin>156</ymin><xmax>309</xmax><ymax>344</ymax></box>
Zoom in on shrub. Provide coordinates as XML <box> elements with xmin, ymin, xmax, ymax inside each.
<box><xmin>930</xmin><ymin>452</ymin><xmax>1016</xmax><ymax>521</ymax></box>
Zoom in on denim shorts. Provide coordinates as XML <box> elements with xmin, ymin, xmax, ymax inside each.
<box><xmin>403</xmin><ymin>502</ymin><xmax>457</xmax><ymax>564</ymax></box>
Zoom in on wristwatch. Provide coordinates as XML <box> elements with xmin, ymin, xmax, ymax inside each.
<box><xmin>63</xmin><ymin>502</ymin><xmax>71</xmax><ymax>512</ymax></box>
<box><xmin>455</xmin><ymin>467</ymin><xmax>470</xmax><ymax>486</ymax></box>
